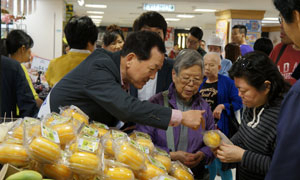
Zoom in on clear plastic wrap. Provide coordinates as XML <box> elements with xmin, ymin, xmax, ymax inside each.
<box><xmin>102</xmin><ymin>159</ymin><xmax>134</xmax><ymax>180</ymax></box>
<box><xmin>67</xmin><ymin>135</ymin><xmax>103</xmax><ymax>175</ymax></box>
<box><xmin>112</xmin><ymin>137</ymin><xmax>146</xmax><ymax>171</ymax></box>
<box><xmin>203</xmin><ymin>130</ymin><xmax>233</xmax><ymax>148</ymax></box>
<box><xmin>150</xmin><ymin>174</ymin><xmax>178</xmax><ymax>180</ymax></box>
<box><xmin>170</xmin><ymin>161</ymin><xmax>194</xmax><ymax>180</ymax></box>
<box><xmin>89</xmin><ymin>122</ymin><xmax>109</xmax><ymax>138</ymax></box>
<box><xmin>129</xmin><ymin>131</ymin><xmax>155</xmax><ymax>155</ymax></box>
<box><xmin>135</xmin><ymin>155</ymin><xmax>167</xmax><ymax>180</ymax></box>
<box><xmin>43</xmin><ymin>113</ymin><xmax>81</xmax><ymax>148</ymax></box>
<box><xmin>0</xmin><ymin>142</ymin><xmax>29</xmax><ymax>167</ymax></box>
<box><xmin>7</xmin><ymin>117</ymin><xmax>40</xmax><ymax>141</ymax></box>
<box><xmin>79</xmin><ymin>124</ymin><xmax>99</xmax><ymax>137</ymax></box>
<box><xmin>0</xmin><ymin>121</ymin><xmax>15</xmax><ymax>142</ymax></box>
<box><xmin>26</xmin><ymin>122</ymin><xmax>62</xmax><ymax>164</ymax></box>
<box><xmin>101</xmin><ymin>130</ymin><xmax>128</xmax><ymax>157</ymax></box>
<box><xmin>153</xmin><ymin>153</ymin><xmax>171</xmax><ymax>173</ymax></box>
<box><xmin>42</xmin><ymin>163</ymin><xmax>72</xmax><ymax>180</ymax></box>
<box><xmin>60</xmin><ymin>105</ymin><xmax>89</xmax><ymax>124</ymax></box>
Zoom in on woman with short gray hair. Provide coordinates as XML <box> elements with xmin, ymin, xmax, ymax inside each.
<box><xmin>137</xmin><ymin>49</ymin><xmax>215</xmax><ymax>180</ymax></box>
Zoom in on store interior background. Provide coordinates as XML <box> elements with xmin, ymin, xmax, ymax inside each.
<box><xmin>1</xmin><ymin>0</ymin><xmax>280</xmax><ymax>63</ymax></box>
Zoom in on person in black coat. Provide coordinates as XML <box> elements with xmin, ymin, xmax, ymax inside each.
<box><xmin>38</xmin><ymin>31</ymin><xmax>204</xmax><ymax>131</ymax></box>
<box><xmin>1</xmin><ymin>55</ymin><xmax>38</xmax><ymax>119</ymax></box>
<box><xmin>131</xmin><ymin>11</ymin><xmax>174</xmax><ymax>100</ymax></box>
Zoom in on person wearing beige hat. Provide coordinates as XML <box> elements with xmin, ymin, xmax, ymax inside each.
<box><xmin>207</xmin><ymin>35</ymin><xmax>232</xmax><ymax>77</ymax></box>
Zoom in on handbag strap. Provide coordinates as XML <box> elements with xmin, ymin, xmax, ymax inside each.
<box><xmin>162</xmin><ymin>90</ymin><xmax>176</xmax><ymax>152</ymax></box>
<box><xmin>275</xmin><ymin>44</ymin><xmax>287</xmax><ymax>65</ymax></box>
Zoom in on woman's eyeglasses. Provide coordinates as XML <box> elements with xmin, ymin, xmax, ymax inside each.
<box><xmin>179</xmin><ymin>76</ymin><xmax>202</xmax><ymax>85</ymax></box>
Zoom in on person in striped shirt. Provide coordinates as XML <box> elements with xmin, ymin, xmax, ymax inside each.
<box><xmin>215</xmin><ymin>51</ymin><xmax>290</xmax><ymax>180</ymax></box>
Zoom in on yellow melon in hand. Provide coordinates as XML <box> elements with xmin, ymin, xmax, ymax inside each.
<box><xmin>203</xmin><ymin>131</ymin><xmax>221</xmax><ymax>148</ymax></box>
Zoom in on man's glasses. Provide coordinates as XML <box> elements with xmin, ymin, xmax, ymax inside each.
<box><xmin>187</xmin><ymin>39</ymin><xmax>198</xmax><ymax>45</ymax></box>
<box><xmin>278</xmin><ymin>16</ymin><xmax>283</xmax><ymax>24</ymax></box>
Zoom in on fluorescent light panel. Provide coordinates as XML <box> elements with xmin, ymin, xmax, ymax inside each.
<box><xmin>86</xmin><ymin>11</ymin><xmax>104</xmax><ymax>14</ymax></box>
<box><xmin>165</xmin><ymin>18</ymin><xmax>180</xmax><ymax>21</ymax></box>
<box><xmin>89</xmin><ymin>15</ymin><xmax>103</xmax><ymax>19</ymax></box>
<box><xmin>177</xmin><ymin>14</ymin><xmax>194</xmax><ymax>18</ymax></box>
<box><xmin>85</xmin><ymin>4</ymin><xmax>107</xmax><ymax>8</ymax></box>
<box><xmin>262</xmin><ymin>20</ymin><xmax>279</xmax><ymax>24</ymax></box>
<box><xmin>263</xmin><ymin>17</ymin><xmax>278</xmax><ymax>21</ymax></box>
<box><xmin>194</xmin><ymin>9</ymin><xmax>216</xmax><ymax>12</ymax></box>
<box><xmin>92</xmin><ymin>18</ymin><xmax>102</xmax><ymax>21</ymax></box>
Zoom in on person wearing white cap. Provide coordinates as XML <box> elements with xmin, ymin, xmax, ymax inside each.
<box><xmin>207</xmin><ymin>35</ymin><xmax>232</xmax><ymax>77</ymax></box>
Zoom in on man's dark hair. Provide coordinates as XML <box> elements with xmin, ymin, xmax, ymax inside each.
<box><xmin>229</xmin><ymin>51</ymin><xmax>290</xmax><ymax>107</ymax></box>
<box><xmin>121</xmin><ymin>31</ymin><xmax>166</xmax><ymax>61</ymax></box>
<box><xmin>64</xmin><ymin>16</ymin><xmax>98</xmax><ymax>49</ymax></box>
<box><xmin>273</xmin><ymin>0</ymin><xmax>300</xmax><ymax>23</ymax></box>
<box><xmin>133</xmin><ymin>11</ymin><xmax>167</xmax><ymax>39</ymax></box>
<box><xmin>2</xmin><ymin>30</ymin><xmax>33</xmax><ymax>55</ymax></box>
<box><xmin>103</xmin><ymin>24</ymin><xmax>124</xmax><ymax>46</ymax></box>
<box><xmin>200</xmin><ymin>39</ymin><xmax>206</xmax><ymax>43</ymax></box>
<box><xmin>254</xmin><ymin>37</ymin><xmax>274</xmax><ymax>56</ymax></box>
<box><xmin>232</xmin><ymin>25</ymin><xmax>247</xmax><ymax>36</ymax></box>
<box><xmin>189</xmin><ymin>26</ymin><xmax>203</xmax><ymax>41</ymax></box>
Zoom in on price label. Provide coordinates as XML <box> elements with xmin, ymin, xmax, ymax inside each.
<box><xmin>31</xmin><ymin>56</ymin><xmax>50</xmax><ymax>72</ymax></box>
<box><xmin>78</xmin><ymin>137</ymin><xmax>100</xmax><ymax>153</ymax></box>
<box><xmin>81</xmin><ymin>125</ymin><xmax>99</xmax><ymax>137</ymax></box>
<box><xmin>41</xmin><ymin>125</ymin><xmax>60</xmax><ymax>143</ymax></box>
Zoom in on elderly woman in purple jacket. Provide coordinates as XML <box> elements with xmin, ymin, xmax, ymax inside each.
<box><xmin>136</xmin><ymin>49</ymin><xmax>215</xmax><ymax>179</ymax></box>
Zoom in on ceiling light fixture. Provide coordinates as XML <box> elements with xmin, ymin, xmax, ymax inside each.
<box><xmin>86</xmin><ymin>11</ymin><xmax>104</xmax><ymax>14</ymax></box>
<box><xmin>262</xmin><ymin>20</ymin><xmax>279</xmax><ymax>24</ymax></box>
<box><xmin>263</xmin><ymin>17</ymin><xmax>278</xmax><ymax>21</ymax></box>
<box><xmin>77</xmin><ymin>0</ymin><xmax>84</xmax><ymax>6</ymax></box>
<box><xmin>92</xmin><ymin>19</ymin><xmax>102</xmax><ymax>23</ymax></box>
<box><xmin>85</xmin><ymin>4</ymin><xmax>107</xmax><ymax>8</ymax></box>
<box><xmin>177</xmin><ymin>14</ymin><xmax>194</xmax><ymax>18</ymax></box>
<box><xmin>165</xmin><ymin>18</ymin><xmax>180</xmax><ymax>21</ymax></box>
<box><xmin>89</xmin><ymin>15</ymin><xmax>103</xmax><ymax>19</ymax></box>
<box><xmin>194</xmin><ymin>9</ymin><xmax>216</xmax><ymax>12</ymax></box>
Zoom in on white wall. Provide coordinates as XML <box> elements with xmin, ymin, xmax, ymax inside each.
<box><xmin>23</xmin><ymin>0</ymin><xmax>64</xmax><ymax>60</ymax></box>
<box><xmin>269</xmin><ymin>31</ymin><xmax>281</xmax><ymax>46</ymax></box>
<box><xmin>202</xmin><ymin>25</ymin><xmax>216</xmax><ymax>52</ymax></box>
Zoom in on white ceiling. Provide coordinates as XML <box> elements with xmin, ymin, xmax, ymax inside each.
<box><xmin>66</xmin><ymin>0</ymin><xmax>280</xmax><ymax>29</ymax></box>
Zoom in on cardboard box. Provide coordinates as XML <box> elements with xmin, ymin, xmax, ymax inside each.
<box><xmin>0</xmin><ymin>164</ymin><xmax>20</xmax><ymax>180</ymax></box>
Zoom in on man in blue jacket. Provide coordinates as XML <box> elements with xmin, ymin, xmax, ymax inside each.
<box><xmin>265</xmin><ymin>0</ymin><xmax>300</xmax><ymax>179</ymax></box>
